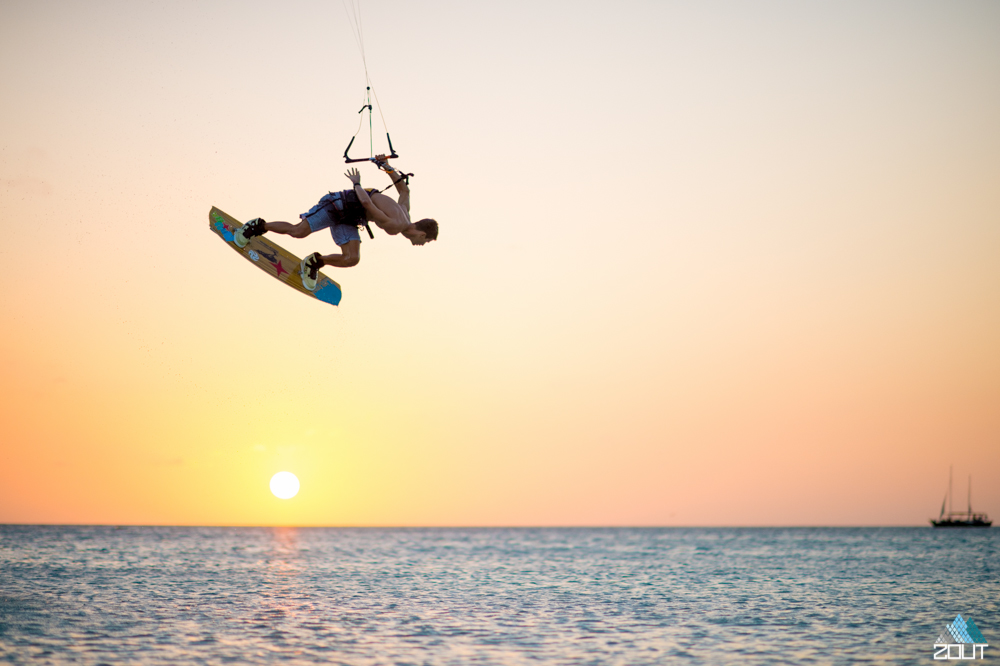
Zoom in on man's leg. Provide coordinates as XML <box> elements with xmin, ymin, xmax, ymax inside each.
<box><xmin>235</xmin><ymin>218</ymin><xmax>313</xmax><ymax>248</ymax></box>
<box><xmin>320</xmin><ymin>240</ymin><xmax>360</xmax><ymax>268</ymax></box>
<box><xmin>300</xmin><ymin>241</ymin><xmax>359</xmax><ymax>291</ymax></box>
<box><xmin>264</xmin><ymin>219</ymin><xmax>312</xmax><ymax>238</ymax></box>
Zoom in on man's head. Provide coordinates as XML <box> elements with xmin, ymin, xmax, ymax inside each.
<box><xmin>407</xmin><ymin>218</ymin><xmax>438</xmax><ymax>246</ymax></box>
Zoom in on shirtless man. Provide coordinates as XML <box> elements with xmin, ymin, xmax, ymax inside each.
<box><xmin>233</xmin><ymin>158</ymin><xmax>438</xmax><ymax>290</ymax></box>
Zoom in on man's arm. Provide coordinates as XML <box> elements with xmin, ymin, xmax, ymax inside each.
<box><xmin>375</xmin><ymin>155</ymin><xmax>410</xmax><ymax>212</ymax></box>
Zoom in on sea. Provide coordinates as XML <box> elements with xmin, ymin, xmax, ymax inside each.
<box><xmin>0</xmin><ymin>526</ymin><xmax>996</xmax><ymax>665</ymax></box>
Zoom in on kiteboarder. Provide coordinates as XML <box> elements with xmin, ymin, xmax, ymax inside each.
<box><xmin>233</xmin><ymin>158</ymin><xmax>437</xmax><ymax>290</ymax></box>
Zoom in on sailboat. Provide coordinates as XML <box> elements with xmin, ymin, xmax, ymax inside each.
<box><xmin>931</xmin><ymin>466</ymin><xmax>992</xmax><ymax>528</ymax></box>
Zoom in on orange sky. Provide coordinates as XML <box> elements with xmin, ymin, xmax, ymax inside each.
<box><xmin>1</xmin><ymin>0</ymin><xmax>998</xmax><ymax>525</ymax></box>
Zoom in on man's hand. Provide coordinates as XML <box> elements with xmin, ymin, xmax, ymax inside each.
<box><xmin>345</xmin><ymin>167</ymin><xmax>362</xmax><ymax>185</ymax></box>
<box><xmin>372</xmin><ymin>154</ymin><xmax>394</xmax><ymax>172</ymax></box>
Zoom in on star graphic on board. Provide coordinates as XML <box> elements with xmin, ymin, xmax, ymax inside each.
<box><xmin>272</xmin><ymin>260</ymin><xmax>287</xmax><ymax>277</ymax></box>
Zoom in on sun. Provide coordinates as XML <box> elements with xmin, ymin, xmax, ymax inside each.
<box><xmin>269</xmin><ymin>472</ymin><xmax>300</xmax><ymax>499</ymax></box>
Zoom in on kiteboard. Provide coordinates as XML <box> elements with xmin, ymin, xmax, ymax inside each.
<box><xmin>208</xmin><ymin>207</ymin><xmax>342</xmax><ymax>306</ymax></box>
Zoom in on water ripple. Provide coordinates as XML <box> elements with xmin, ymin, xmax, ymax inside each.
<box><xmin>0</xmin><ymin>527</ymin><xmax>997</xmax><ymax>664</ymax></box>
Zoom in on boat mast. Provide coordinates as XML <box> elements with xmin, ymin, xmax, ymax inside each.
<box><xmin>968</xmin><ymin>475</ymin><xmax>972</xmax><ymax>517</ymax></box>
<box><xmin>949</xmin><ymin>465</ymin><xmax>953</xmax><ymax>516</ymax></box>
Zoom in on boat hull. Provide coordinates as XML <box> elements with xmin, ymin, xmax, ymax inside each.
<box><xmin>930</xmin><ymin>519</ymin><xmax>992</xmax><ymax>528</ymax></box>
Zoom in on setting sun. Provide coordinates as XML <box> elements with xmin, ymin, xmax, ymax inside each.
<box><xmin>269</xmin><ymin>472</ymin><xmax>300</xmax><ymax>500</ymax></box>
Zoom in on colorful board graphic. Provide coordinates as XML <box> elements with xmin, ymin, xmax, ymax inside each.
<box><xmin>208</xmin><ymin>207</ymin><xmax>342</xmax><ymax>306</ymax></box>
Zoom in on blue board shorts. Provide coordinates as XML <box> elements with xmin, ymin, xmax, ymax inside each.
<box><xmin>300</xmin><ymin>190</ymin><xmax>372</xmax><ymax>246</ymax></box>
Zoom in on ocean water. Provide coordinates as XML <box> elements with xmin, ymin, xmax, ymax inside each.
<box><xmin>0</xmin><ymin>527</ymin><xmax>996</xmax><ymax>665</ymax></box>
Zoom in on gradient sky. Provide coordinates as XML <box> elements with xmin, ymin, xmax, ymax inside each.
<box><xmin>1</xmin><ymin>0</ymin><xmax>998</xmax><ymax>526</ymax></box>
